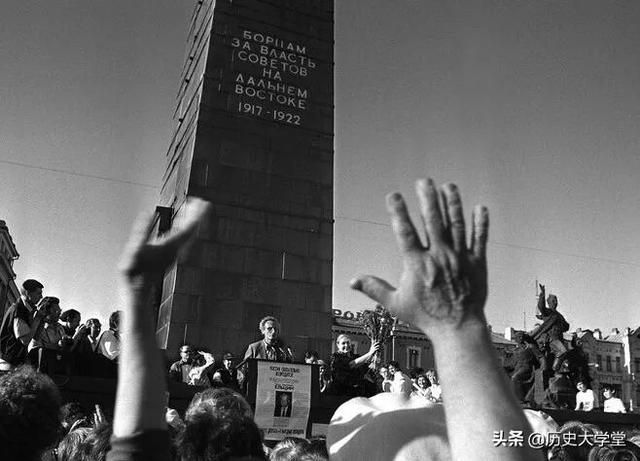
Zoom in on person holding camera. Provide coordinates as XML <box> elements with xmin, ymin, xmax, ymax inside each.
<box><xmin>169</xmin><ymin>344</ymin><xmax>216</xmax><ymax>386</ymax></box>
<box><xmin>27</xmin><ymin>296</ymin><xmax>71</xmax><ymax>374</ymax></box>
<box><xmin>69</xmin><ymin>318</ymin><xmax>103</xmax><ymax>376</ymax></box>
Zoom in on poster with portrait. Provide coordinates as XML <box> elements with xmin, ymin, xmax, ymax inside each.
<box><xmin>254</xmin><ymin>361</ymin><xmax>312</xmax><ymax>440</ymax></box>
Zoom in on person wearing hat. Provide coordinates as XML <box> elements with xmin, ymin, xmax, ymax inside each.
<box><xmin>212</xmin><ymin>351</ymin><xmax>240</xmax><ymax>390</ymax></box>
<box><xmin>0</xmin><ymin>279</ymin><xmax>45</xmax><ymax>370</ymax></box>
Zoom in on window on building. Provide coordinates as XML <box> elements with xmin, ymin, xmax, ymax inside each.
<box><xmin>635</xmin><ymin>359</ymin><xmax>640</xmax><ymax>373</ymax></box>
<box><xmin>597</xmin><ymin>354</ymin><xmax>602</xmax><ymax>369</ymax></box>
<box><xmin>406</xmin><ymin>347</ymin><xmax>421</xmax><ymax>370</ymax></box>
<box><xmin>616</xmin><ymin>357</ymin><xmax>621</xmax><ymax>373</ymax></box>
<box><xmin>606</xmin><ymin>356</ymin><xmax>612</xmax><ymax>372</ymax></box>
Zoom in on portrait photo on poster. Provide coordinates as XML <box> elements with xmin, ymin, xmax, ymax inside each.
<box><xmin>274</xmin><ymin>390</ymin><xmax>293</xmax><ymax>418</ymax></box>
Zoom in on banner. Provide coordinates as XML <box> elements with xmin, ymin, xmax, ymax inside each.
<box><xmin>254</xmin><ymin>361</ymin><xmax>312</xmax><ymax>440</ymax></box>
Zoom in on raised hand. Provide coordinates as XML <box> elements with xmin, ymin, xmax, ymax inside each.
<box><xmin>73</xmin><ymin>324</ymin><xmax>88</xmax><ymax>339</ymax></box>
<box><xmin>93</xmin><ymin>404</ymin><xmax>107</xmax><ymax>427</ymax></box>
<box><xmin>112</xmin><ymin>198</ymin><xmax>212</xmax><ymax>439</ymax></box>
<box><xmin>119</xmin><ymin>198</ymin><xmax>211</xmax><ymax>286</ymax></box>
<box><xmin>350</xmin><ymin>178</ymin><xmax>489</xmax><ymax>339</ymax></box>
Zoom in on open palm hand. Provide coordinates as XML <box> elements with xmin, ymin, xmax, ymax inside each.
<box><xmin>351</xmin><ymin>179</ymin><xmax>489</xmax><ymax>339</ymax></box>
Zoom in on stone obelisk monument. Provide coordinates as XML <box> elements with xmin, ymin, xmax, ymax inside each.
<box><xmin>155</xmin><ymin>0</ymin><xmax>334</xmax><ymax>359</ymax></box>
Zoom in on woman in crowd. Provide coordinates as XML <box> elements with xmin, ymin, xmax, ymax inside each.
<box><xmin>378</xmin><ymin>365</ymin><xmax>393</xmax><ymax>392</ymax></box>
<box><xmin>329</xmin><ymin>334</ymin><xmax>380</xmax><ymax>397</ymax></box>
<box><xmin>387</xmin><ymin>360</ymin><xmax>413</xmax><ymax>396</ymax></box>
<box><xmin>317</xmin><ymin>359</ymin><xmax>331</xmax><ymax>393</ymax></box>
<box><xmin>411</xmin><ymin>373</ymin><xmax>431</xmax><ymax>399</ymax></box>
<box><xmin>72</xmin><ymin>318</ymin><xmax>102</xmax><ymax>376</ymax></box>
<box><xmin>83</xmin><ymin>318</ymin><xmax>102</xmax><ymax>352</ymax></box>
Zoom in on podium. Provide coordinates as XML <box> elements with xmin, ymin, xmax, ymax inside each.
<box><xmin>241</xmin><ymin>359</ymin><xmax>320</xmax><ymax>440</ymax></box>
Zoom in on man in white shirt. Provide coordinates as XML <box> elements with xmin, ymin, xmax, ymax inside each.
<box><xmin>97</xmin><ymin>311</ymin><xmax>121</xmax><ymax>360</ymax></box>
<box><xmin>602</xmin><ymin>385</ymin><xmax>626</xmax><ymax>413</ymax></box>
<box><xmin>574</xmin><ymin>381</ymin><xmax>594</xmax><ymax>411</ymax></box>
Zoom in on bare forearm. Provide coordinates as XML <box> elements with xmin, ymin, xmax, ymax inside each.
<box><xmin>113</xmin><ymin>288</ymin><xmax>167</xmax><ymax>436</ymax></box>
<box><xmin>112</xmin><ymin>198</ymin><xmax>209</xmax><ymax>438</ymax></box>
<box><xmin>429</xmin><ymin>323</ymin><xmax>543</xmax><ymax>461</ymax></box>
<box><xmin>536</xmin><ymin>294</ymin><xmax>547</xmax><ymax>315</ymax></box>
<box><xmin>352</xmin><ymin>350</ymin><xmax>374</xmax><ymax>367</ymax></box>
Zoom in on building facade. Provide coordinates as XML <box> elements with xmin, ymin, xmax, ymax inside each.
<box><xmin>331</xmin><ymin>309</ymin><xmax>517</xmax><ymax>373</ymax></box>
<box><xmin>0</xmin><ymin>220</ymin><xmax>19</xmax><ymax>319</ymax></box>
<box><xmin>331</xmin><ymin>307</ymin><xmax>640</xmax><ymax>413</ymax></box>
<box><xmin>566</xmin><ymin>328</ymin><xmax>639</xmax><ymax>410</ymax></box>
<box><xmin>622</xmin><ymin>327</ymin><xmax>640</xmax><ymax>410</ymax></box>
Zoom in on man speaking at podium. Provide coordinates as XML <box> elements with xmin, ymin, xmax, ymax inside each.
<box><xmin>244</xmin><ymin>316</ymin><xmax>294</xmax><ymax>363</ymax></box>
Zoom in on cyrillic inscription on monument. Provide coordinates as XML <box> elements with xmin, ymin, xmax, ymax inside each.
<box><xmin>231</xmin><ymin>30</ymin><xmax>317</xmax><ymax>127</ymax></box>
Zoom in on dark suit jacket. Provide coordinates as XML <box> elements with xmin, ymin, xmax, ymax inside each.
<box><xmin>244</xmin><ymin>340</ymin><xmax>293</xmax><ymax>362</ymax></box>
<box><xmin>274</xmin><ymin>402</ymin><xmax>292</xmax><ymax>417</ymax></box>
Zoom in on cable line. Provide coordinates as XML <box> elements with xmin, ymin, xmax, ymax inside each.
<box><xmin>0</xmin><ymin>158</ymin><xmax>159</xmax><ymax>189</ymax></box>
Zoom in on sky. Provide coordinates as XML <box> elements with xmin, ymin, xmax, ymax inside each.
<box><xmin>2</xmin><ymin>1</ymin><xmax>640</xmax><ymax>335</ymax></box>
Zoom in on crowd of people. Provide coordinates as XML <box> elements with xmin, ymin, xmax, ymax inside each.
<box><xmin>165</xmin><ymin>312</ymin><xmax>444</xmax><ymax>406</ymax></box>
<box><xmin>0</xmin><ymin>280</ymin><xmax>121</xmax><ymax>376</ymax></box>
<box><xmin>1</xmin><ymin>179</ymin><xmax>639</xmax><ymax>460</ymax></box>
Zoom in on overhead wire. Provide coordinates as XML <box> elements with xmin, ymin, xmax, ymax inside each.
<box><xmin>335</xmin><ymin>215</ymin><xmax>640</xmax><ymax>268</ymax></box>
<box><xmin>0</xmin><ymin>158</ymin><xmax>159</xmax><ymax>189</ymax></box>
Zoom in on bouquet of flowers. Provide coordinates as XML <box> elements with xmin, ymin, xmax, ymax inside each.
<box><xmin>359</xmin><ymin>304</ymin><xmax>395</xmax><ymax>368</ymax></box>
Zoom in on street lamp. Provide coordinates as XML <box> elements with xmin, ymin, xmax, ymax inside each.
<box><xmin>391</xmin><ymin>317</ymin><xmax>398</xmax><ymax>361</ymax></box>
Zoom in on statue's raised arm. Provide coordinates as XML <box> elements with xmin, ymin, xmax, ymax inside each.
<box><xmin>536</xmin><ymin>284</ymin><xmax>550</xmax><ymax>318</ymax></box>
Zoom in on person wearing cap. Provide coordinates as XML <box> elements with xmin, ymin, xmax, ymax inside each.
<box><xmin>212</xmin><ymin>352</ymin><xmax>240</xmax><ymax>390</ymax></box>
<box><xmin>0</xmin><ymin>279</ymin><xmax>45</xmax><ymax>370</ymax></box>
